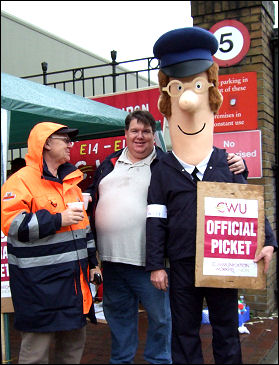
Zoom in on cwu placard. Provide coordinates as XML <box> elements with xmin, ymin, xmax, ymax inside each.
<box><xmin>195</xmin><ymin>182</ymin><xmax>266</xmax><ymax>289</ymax></box>
<box><xmin>203</xmin><ymin>197</ymin><xmax>258</xmax><ymax>277</ymax></box>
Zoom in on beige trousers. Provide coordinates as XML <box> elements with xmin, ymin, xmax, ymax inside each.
<box><xmin>18</xmin><ymin>326</ymin><xmax>86</xmax><ymax>364</ymax></box>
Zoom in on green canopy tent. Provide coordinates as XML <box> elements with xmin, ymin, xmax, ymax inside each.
<box><xmin>1</xmin><ymin>72</ymin><xmax>165</xmax><ymax>180</ymax></box>
<box><xmin>1</xmin><ymin>72</ymin><xmax>129</xmax><ymax>150</ymax></box>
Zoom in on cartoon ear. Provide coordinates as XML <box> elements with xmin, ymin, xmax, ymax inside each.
<box><xmin>218</xmin><ymin>89</ymin><xmax>223</xmax><ymax>103</ymax></box>
<box><xmin>218</xmin><ymin>89</ymin><xmax>223</xmax><ymax>110</ymax></box>
<box><xmin>157</xmin><ymin>95</ymin><xmax>163</xmax><ymax>112</ymax></box>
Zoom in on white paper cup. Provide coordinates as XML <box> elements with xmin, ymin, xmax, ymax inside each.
<box><xmin>82</xmin><ymin>193</ymin><xmax>91</xmax><ymax>210</ymax></box>
<box><xmin>67</xmin><ymin>202</ymin><xmax>84</xmax><ymax>210</ymax></box>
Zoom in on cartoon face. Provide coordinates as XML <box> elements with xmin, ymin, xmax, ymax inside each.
<box><xmin>154</xmin><ymin>27</ymin><xmax>222</xmax><ymax>164</ymax></box>
<box><xmin>167</xmin><ymin>72</ymin><xmax>213</xmax><ymax>136</ymax></box>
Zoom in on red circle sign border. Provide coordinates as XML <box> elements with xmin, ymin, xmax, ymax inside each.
<box><xmin>210</xmin><ymin>20</ymin><xmax>251</xmax><ymax>67</ymax></box>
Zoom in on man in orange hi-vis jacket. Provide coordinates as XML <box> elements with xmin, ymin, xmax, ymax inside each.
<box><xmin>1</xmin><ymin>122</ymin><xmax>102</xmax><ymax>364</ymax></box>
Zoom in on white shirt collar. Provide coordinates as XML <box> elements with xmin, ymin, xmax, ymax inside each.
<box><xmin>172</xmin><ymin>148</ymin><xmax>214</xmax><ymax>180</ymax></box>
<box><xmin>118</xmin><ymin>146</ymin><xmax>156</xmax><ymax>166</ymax></box>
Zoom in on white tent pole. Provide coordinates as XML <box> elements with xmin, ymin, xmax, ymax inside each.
<box><xmin>1</xmin><ymin>108</ymin><xmax>12</xmax><ymax>363</ymax></box>
<box><xmin>1</xmin><ymin>108</ymin><xmax>10</xmax><ymax>185</ymax></box>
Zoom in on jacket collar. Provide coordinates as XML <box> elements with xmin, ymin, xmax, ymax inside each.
<box><xmin>162</xmin><ymin>147</ymin><xmax>225</xmax><ymax>178</ymax></box>
<box><xmin>108</xmin><ymin>145</ymin><xmax>165</xmax><ymax>166</ymax></box>
<box><xmin>42</xmin><ymin>159</ymin><xmax>80</xmax><ymax>183</ymax></box>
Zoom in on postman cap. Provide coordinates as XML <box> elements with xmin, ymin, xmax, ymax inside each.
<box><xmin>56</xmin><ymin>126</ymin><xmax>79</xmax><ymax>138</ymax></box>
<box><xmin>153</xmin><ymin>27</ymin><xmax>218</xmax><ymax>78</ymax></box>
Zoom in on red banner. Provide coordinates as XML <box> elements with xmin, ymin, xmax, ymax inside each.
<box><xmin>92</xmin><ymin>86</ymin><xmax>164</xmax><ymax>129</ymax></box>
<box><xmin>1</xmin><ymin>232</ymin><xmax>12</xmax><ymax>299</ymax></box>
<box><xmin>1</xmin><ymin>237</ymin><xmax>9</xmax><ymax>283</ymax></box>
<box><xmin>91</xmin><ymin>72</ymin><xmax>258</xmax><ymax>134</ymax></box>
<box><xmin>70</xmin><ymin>135</ymin><xmax>126</xmax><ymax>191</ymax></box>
<box><xmin>215</xmin><ymin>72</ymin><xmax>258</xmax><ymax>132</ymax></box>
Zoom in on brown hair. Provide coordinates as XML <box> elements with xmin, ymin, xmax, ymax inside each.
<box><xmin>125</xmin><ymin>110</ymin><xmax>156</xmax><ymax>133</ymax></box>
<box><xmin>157</xmin><ymin>62</ymin><xmax>223</xmax><ymax>118</ymax></box>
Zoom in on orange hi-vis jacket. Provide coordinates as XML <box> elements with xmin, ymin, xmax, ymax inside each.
<box><xmin>1</xmin><ymin>122</ymin><xmax>97</xmax><ymax>332</ymax></box>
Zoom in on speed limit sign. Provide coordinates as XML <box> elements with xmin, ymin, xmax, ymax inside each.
<box><xmin>210</xmin><ymin>20</ymin><xmax>250</xmax><ymax>67</ymax></box>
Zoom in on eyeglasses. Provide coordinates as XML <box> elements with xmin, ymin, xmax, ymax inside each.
<box><xmin>129</xmin><ymin>129</ymin><xmax>153</xmax><ymax>137</ymax></box>
<box><xmin>162</xmin><ymin>77</ymin><xmax>214</xmax><ymax>97</ymax></box>
<box><xmin>50</xmin><ymin>136</ymin><xmax>73</xmax><ymax>145</ymax></box>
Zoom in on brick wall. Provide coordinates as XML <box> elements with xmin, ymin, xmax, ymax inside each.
<box><xmin>191</xmin><ymin>1</ymin><xmax>278</xmax><ymax>315</ymax></box>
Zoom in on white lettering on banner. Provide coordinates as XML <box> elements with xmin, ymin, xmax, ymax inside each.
<box><xmin>215</xmin><ymin>112</ymin><xmax>235</xmax><ymax>119</ymax></box>
<box><xmin>220</xmin><ymin>77</ymin><xmax>242</xmax><ymax>87</ymax></box>
<box><xmin>214</xmin><ymin>121</ymin><xmax>234</xmax><ymax>127</ymax></box>
<box><xmin>223</xmin><ymin>141</ymin><xmax>257</xmax><ymax>158</ymax></box>
<box><xmin>224</xmin><ymin>140</ymin><xmax>235</xmax><ymax>148</ymax></box>
<box><xmin>122</xmin><ymin>104</ymin><xmax>149</xmax><ymax>113</ymax></box>
<box><xmin>1</xmin><ymin>263</ymin><xmax>9</xmax><ymax>278</ymax></box>
<box><xmin>147</xmin><ymin>204</ymin><xmax>167</xmax><ymax>218</ymax></box>
<box><xmin>92</xmin><ymin>143</ymin><xmax>98</xmax><ymax>154</ymax></box>
<box><xmin>206</xmin><ymin>220</ymin><xmax>256</xmax><ymax>236</ymax></box>
<box><xmin>210</xmin><ymin>239</ymin><xmax>252</xmax><ymax>255</ymax></box>
<box><xmin>235</xmin><ymin>150</ymin><xmax>257</xmax><ymax>158</ymax></box>
<box><xmin>1</xmin><ymin>234</ymin><xmax>12</xmax><ymax>297</ymax></box>
<box><xmin>1</xmin><ymin>244</ymin><xmax>8</xmax><ymax>260</ymax></box>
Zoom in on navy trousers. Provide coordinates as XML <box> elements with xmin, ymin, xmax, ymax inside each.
<box><xmin>170</xmin><ymin>258</ymin><xmax>242</xmax><ymax>364</ymax></box>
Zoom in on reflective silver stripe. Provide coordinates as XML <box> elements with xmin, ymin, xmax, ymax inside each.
<box><xmin>8</xmin><ymin>248</ymin><xmax>88</xmax><ymax>268</ymax></box>
<box><xmin>8</xmin><ymin>229</ymin><xmax>86</xmax><ymax>247</ymax></box>
<box><xmin>71</xmin><ymin>229</ymin><xmax>87</xmax><ymax>240</ymax></box>
<box><xmin>87</xmin><ymin>239</ymin><xmax>95</xmax><ymax>249</ymax></box>
<box><xmin>9</xmin><ymin>211</ymin><xmax>26</xmax><ymax>240</ymax></box>
<box><xmin>28</xmin><ymin>213</ymin><xmax>40</xmax><ymax>241</ymax></box>
<box><xmin>76</xmin><ymin>248</ymin><xmax>88</xmax><ymax>261</ymax></box>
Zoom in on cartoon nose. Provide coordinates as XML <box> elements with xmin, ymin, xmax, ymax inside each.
<box><xmin>178</xmin><ymin>90</ymin><xmax>199</xmax><ymax>112</ymax></box>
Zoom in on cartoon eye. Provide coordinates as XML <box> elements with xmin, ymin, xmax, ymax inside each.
<box><xmin>195</xmin><ymin>80</ymin><xmax>203</xmax><ymax>90</ymax></box>
<box><xmin>177</xmin><ymin>84</ymin><xmax>183</xmax><ymax>92</ymax></box>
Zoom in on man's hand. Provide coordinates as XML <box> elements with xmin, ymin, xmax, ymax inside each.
<box><xmin>61</xmin><ymin>207</ymin><xmax>84</xmax><ymax>226</ymax></box>
<box><xmin>150</xmin><ymin>269</ymin><xmax>168</xmax><ymax>291</ymax></box>
<box><xmin>89</xmin><ymin>267</ymin><xmax>103</xmax><ymax>284</ymax></box>
<box><xmin>227</xmin><ymin>153</ymin><xmax>245</xmax><ymax>174</ymax></box>
<box><xmin>254</xmin><ymin>246</ymin><xmax>274</xmax><ymax>274</ymax></box>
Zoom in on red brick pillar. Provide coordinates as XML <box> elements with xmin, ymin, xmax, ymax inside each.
<box><xmin>191</xmin><ymin>1</ymin><xmax>277</xmax><ymax>315</ymax></box>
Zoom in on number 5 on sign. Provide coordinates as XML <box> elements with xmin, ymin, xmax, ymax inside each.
<box><xmin>210</xmin><ymin>20</ymin><xmax>250</xmax><ymax>67</ymax></box>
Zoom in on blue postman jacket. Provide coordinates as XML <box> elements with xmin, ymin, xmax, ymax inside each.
<box><xmin>145</xmin><ymin>147</ymin><xmax>278</xmax><ymax>271</ymax></box>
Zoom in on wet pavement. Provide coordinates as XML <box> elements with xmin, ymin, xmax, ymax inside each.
<box><xmin>6</xmin><ymin>308</ymin><xmax>278</xmax><ymax>364</ymax></box>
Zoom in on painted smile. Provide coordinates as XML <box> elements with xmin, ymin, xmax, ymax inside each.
<box><xmin>177</xmin><ymin>123</ymin><xmax>206</xmax><ymax>135</ymax></box>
